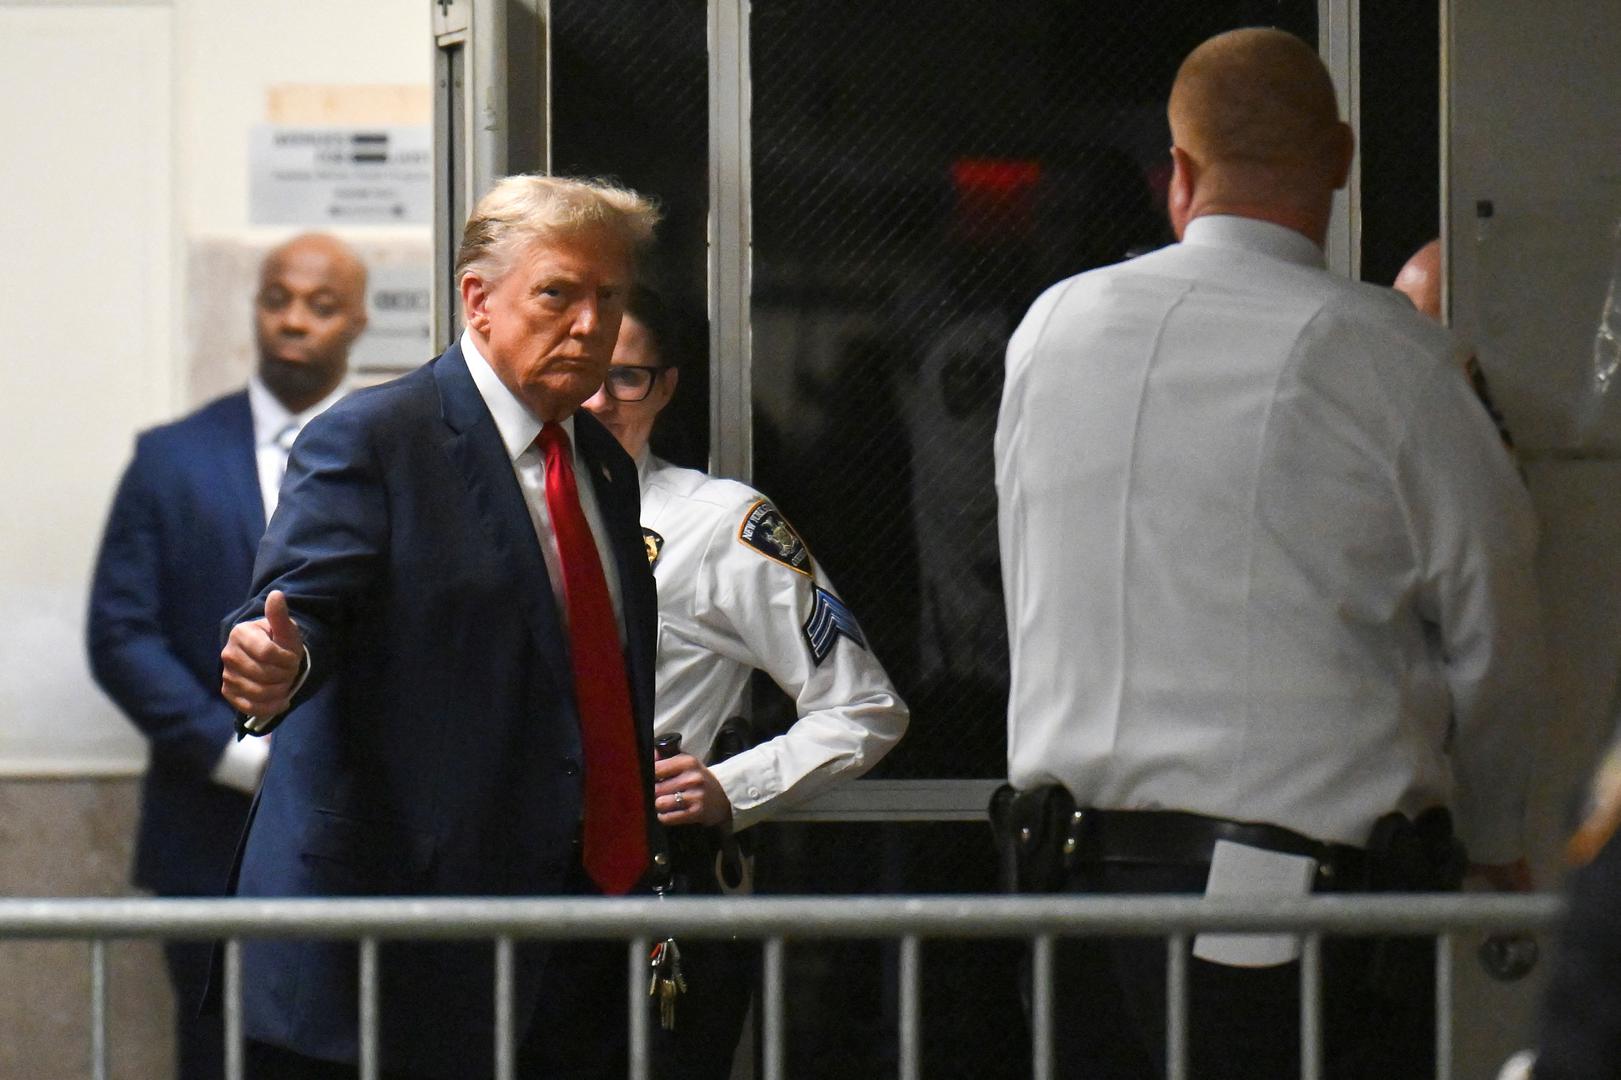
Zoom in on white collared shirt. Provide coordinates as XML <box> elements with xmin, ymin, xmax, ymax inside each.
<box><xmin>247</xmin><ymin>375</ymin><xmax>349</xmax><ymax>520</ymax></box>
<box><xmin>996</xmin><ymin>214</ymin><xmax>1549</xmax><ymax>862</ymax></box>
<box><xmin>637</xmin><ymin>454</ymin><xmax>908</xmax><ymax>829</ymax></box>
<box><xmin>459</xmin><ymin>330</ymin><xmax>625</xmax><ymax>638</ymax></box>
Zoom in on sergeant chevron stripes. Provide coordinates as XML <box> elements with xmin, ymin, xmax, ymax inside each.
<box><xmin>803</xmin><ymin>586</ymin><xmax>867</xmax><ymax>665</ymax></box>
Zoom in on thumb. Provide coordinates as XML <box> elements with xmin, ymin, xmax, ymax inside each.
<box><xmin>264</xmin><ymin>590</ymin><xmax>301</xmax><ymax>650</ymax></box>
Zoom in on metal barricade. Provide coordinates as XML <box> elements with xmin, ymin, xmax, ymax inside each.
<box><xmin>0</xmin><ymin>893</ymin><xmax>1562</xmax><ymax>1080</ymax></box>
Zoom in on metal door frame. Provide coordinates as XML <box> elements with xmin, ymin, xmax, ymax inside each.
<box><xmin>433</xmin><ymin>0</ymin><xmax>1366</xmax><ymax>823</ymax></box>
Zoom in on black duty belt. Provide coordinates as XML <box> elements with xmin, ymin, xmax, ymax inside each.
<box><xmin>1075</xmin><ymin>808</ymin><xmax>1370</xmax><ymax>887</ymax></box>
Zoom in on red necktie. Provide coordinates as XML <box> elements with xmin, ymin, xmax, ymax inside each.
<box><xmin>536</xmin><ymin>421</ymin><xmax>648</xmax><ymax>895</ymax></box>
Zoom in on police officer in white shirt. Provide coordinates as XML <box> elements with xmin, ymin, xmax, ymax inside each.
<box><xmin>995</xmin><ymin>28</ymin><xmax>1547</xmax><ymax>1080</ymax></box>
<box><xmin>583</xmin><ymin>286</ymin><xmax>908</xmax><ymax>1079</ymax></box>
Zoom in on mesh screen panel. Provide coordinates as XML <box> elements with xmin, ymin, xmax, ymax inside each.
<box><xmin>1359</xmin><ymin>0</ymin><xmax>1441</xmax><ymax>288</ymax></box>
<box><xmin>551</xmin><ymin>0</ymin><xmax>711</xmax><ymax>468</ymax></box>
<box><xmin>748</xmin><ymin>1</ymin><xmax>1317</xmax><ymax>782</ymax></box>
<box><xmin>548</xmin><ymin>7</ymin><xmax>1380</xmax><ymax>1074</ymax></box>
<box><xmin>748</xmin><ymin>5</ymin><xmax>1316</xmax><ymax>1074</ymax></box>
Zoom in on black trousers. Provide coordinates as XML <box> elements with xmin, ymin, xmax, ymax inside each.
<box><xmin>1534</xmin><ymin>826</ymin><xmax>1621</xmax><ymax>1079</ymax></box>
<box><xmin>1042</xmin><ymin>861</ymin><xmax>1435</xmax><ymax>1080</ymax></box>
<box><xmin>167</xmin><ymin>937</ymin><xmax>227</xmax><ymax>1080</ymax></box>
<box><xmin>245</xmin><ymin>935</ymin><xmax>629</xmax><ymax>1080</ymax></box>
<box><xmin>649</xmin><ymin>831</ymin><xmax>756</xmax><ymax>1080</ymax></box>
<box><xmin>649</xmin><ymin>935</ymin><xmax>755</xmax><ymax>1080</ymax></box>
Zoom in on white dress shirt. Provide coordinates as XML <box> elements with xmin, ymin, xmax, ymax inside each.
<box><xmin>460</xmin><ymin>330</ymin><xmax>625</xmax><ymax>637</ymax></box>
<box><xmin>639</xmin><ymin>455</ymin><xmax>908</xmax><ymax>830</ymax></box>
<box><xmin>996</xmin><ymin>214</ymin><xmax>1548</xmax><ymax>862</ymax></box>
<box><xmin>247</xmin><ymin>374</ymin><xmax>349</xmax><ymax>520</ymax></box>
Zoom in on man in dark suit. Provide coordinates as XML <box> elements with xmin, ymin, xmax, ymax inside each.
<box><xmin>87</xmin><ymin>233</ymin><xmax>368</xmax><ymax>1080</ymax></box>
<box><xmin>217</xmin><ymin>175</ymin><xmax>663</xmax><ymax>1079</ymax></box>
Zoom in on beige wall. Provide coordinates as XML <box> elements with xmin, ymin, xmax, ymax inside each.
<box><xmin>0</xmin><ymin>778</ymin><xmax>167</xmax><ymax>1079</ymax></box>
<box><xmin>0</xmin><ymin>1</ymin><xmax>429</xmax><ymax>1071</ymax></box>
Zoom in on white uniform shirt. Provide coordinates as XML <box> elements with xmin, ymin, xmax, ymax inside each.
<box><xmin>640</xmin><ymin>455</ymin><xmax>908</xmax><ymax>830</ymax></box>
<box><xmin>996</xmin><ymin>214</ymin><xmax>1548</xmax><ymax>863</ymax></box>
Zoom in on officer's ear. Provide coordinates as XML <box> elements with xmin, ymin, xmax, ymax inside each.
<box><xmin>651</xmin><ymin>366</ymin><xmax>679</xmax><ymax>412</ymax></box>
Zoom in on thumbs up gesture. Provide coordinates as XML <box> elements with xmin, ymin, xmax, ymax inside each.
<box><xmin>221</xmin><ymin>590</ymin><xmax>306</xmax><ymax>723</ymax></box>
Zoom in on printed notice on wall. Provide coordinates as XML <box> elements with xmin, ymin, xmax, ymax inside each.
<box><xmin>250</xmin><ymin>126</ymin><xmax>430</xmax><ymax>225</ymax></box>
<box><xmin>350</xmin><ymin>262</ymin><xmax>435</xmax><ymax>377</ymax></box>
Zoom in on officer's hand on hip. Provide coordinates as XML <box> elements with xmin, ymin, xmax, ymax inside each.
<box><xmin>221</xmin><ymin>590</ymin><xmax>304</xmax><ymax>718</ymax></box>
<box><xmin>654</xmin><ymin>753</ymin><xmax>733</xmax><ymax>827</ymax></box>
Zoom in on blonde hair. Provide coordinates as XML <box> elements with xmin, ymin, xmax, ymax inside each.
<box><xmin>454</xmin><ymin>174</ymin><xmax>661</xmax><ymax>287</ymax></box>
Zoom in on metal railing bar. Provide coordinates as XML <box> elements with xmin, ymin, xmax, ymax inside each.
<box><xmin>1436</xmin><ymin>932</ymin><xmax>1454</xmax><ymax>1080</ymax></box>
<box><xmin>762</xmin><ymin>937</ymin><xmax>784</xmax><ymax>1080</ymax></box>
<box><xmin>495</xmin><ymin>936</ymin><xmax>515</xmax><ymax>1080</ymax></box>
<box><xmin>899</xmin><ymin>935</ymin><xmax>921</xmax><ymax>1080</ymax></box>
<box><xmin>224</xmin><ymin>937</ymin><xmax>244</xmax><ymax>1080</ymax></box>
<box><xmin>1166</xmin><ymin>933</ymin><xmax>1188</xmax><ymax>1080</ymax></box>
<box><xmin>1030</xmin><ymin>934</ymin><xmax>1054</xmax><ymax>1080</ymax></box>
<box><xmin>90</xmin><ymin>937</ymin><xmax>107</xmax><ymax>1080</ymax></box>
<box><xmin>0</xmin><ymin>895</ymin><xmax>1562</xmax><ymax>941</ymax></box>
<box><xmin>359</xmin><ymin>936</ymin><xmax>378</xmax><ymax>1080</ymax></box>
<box><xmin>1300</xmin><ymin>933</ymin><xmax>1322</xmax><ymax>1080</ymax></box>
<box><xmin>629</xmin><ymin>936</ymin><xmax>650</xmax><ymax>1080</ymax></box>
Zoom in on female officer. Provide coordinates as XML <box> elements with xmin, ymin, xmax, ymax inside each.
<box><xmin>584</xmin><ymin>287</ymin><xmax>909</xmax><ymax>1079</ymax></box>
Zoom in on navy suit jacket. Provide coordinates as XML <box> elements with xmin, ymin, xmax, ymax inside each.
<box><xmin>87</xmin><ymin>391</ymin><xmax>263</xmax><ymax>896</ymax></box>
<box><xmin>224</xmin><ymin>343</ymin><xmax>660</xmax><ymax>1075</ymax></box>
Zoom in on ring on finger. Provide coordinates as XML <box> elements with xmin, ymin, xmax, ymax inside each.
<box><xmin>673</xmin><ymin>791</ymin><xmax>685</xmax><ymax>809</ymax></box>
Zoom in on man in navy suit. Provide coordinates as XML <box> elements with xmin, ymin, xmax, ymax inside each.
<box><xmin>217</xmin><ymin>175</ymin><xmax>663</xmax><ymax>1079</ymax></box>
<box><xmin>87</xmin><ymin>233</ymin><xmax>369</xmax><ymax>1080</ymax></box>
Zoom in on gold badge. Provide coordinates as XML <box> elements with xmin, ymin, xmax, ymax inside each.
<box><xmin>642</xmin><ymin>527</ymin><xmax>665</xmax><ymax>566</ymax></box>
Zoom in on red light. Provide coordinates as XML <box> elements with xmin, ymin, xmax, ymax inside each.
<box><xmin>950</xmin><ymin>158</ymin><xmax>1043</xmax><ymax>244</ymax></box>
<box><xmin>951</xmin><ymin>158</ymin><xmax>1042</xmax><ymax>197</ymax></box>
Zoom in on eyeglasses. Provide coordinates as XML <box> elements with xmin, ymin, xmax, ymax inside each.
<box><xmin>603</xmin><ymin>365</ymin><xmax>665</xmax><ymax>402</ymax></box>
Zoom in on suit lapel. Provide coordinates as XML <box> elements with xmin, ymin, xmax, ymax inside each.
<box><xmin>220</xmin><ymin>392</ymin><xmax>268</xmax><ymax>552</ymax></box>
<box><xmin>432</xmin><ymin>344</ymin><xmax>575</xmax><ymax>697</ymax></box>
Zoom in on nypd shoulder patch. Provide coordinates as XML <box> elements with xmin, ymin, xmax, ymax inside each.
<box><xmin>737</xmin><ymin>499</ymin><xmax>812</xmax><ymax>575</ymax></box>
<box><xmin>642</xmin><ymin>527</ymin><xmax>665</xmax><ymax>567</ymax></box>
<box><xmin>802</xmin><ymin>586</ymin><xmax>868</xmax><ymax>666</ymax></box>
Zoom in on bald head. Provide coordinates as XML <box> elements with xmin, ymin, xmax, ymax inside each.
<box><xmin>254</xmin><ymin>233</ymin><xmax>369</xmax><ymax>411</ymax></box>
<box><xmin>1393</xmin><ymin>239</ymin><xmax>1442</xmax><ymax>321</ymax></box>
<box><xmin>1166</xmin><ymin>28</ymin><xmax>1354</xmax><ymax>244</ymax></box>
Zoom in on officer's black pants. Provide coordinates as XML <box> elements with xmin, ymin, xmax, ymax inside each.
<box><xmin>1042</xmin><ymin>861</ymin><xmax>1434</xmax><ymax>1080</ymax></box>
<box><xmin>650</xmin><ymin>935</ymin><xmax>755</xmax><ymax>1080</ymax></box>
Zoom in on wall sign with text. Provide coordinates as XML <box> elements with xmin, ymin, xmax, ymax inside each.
<box><xmin>250</xmin><ymin>125</ymin><xmax>430</xmax><ymax>225</ymax></box>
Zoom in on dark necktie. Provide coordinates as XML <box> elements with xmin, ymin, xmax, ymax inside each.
<box><xmin>535</xmin><ymin>421</ymin><xmax>648</xmax><ymax>895</ymax></box>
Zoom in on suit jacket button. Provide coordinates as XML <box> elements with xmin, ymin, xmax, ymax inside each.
<box><xmin>561</xmin><ymin>757</ymin><xmax>580</xmax><ymax>776</ymax></box>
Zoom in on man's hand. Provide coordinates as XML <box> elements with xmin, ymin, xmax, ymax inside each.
<box><xmin>654</xmin><ymin>753</ymin><xmax>732</xmax><ymax>827</ymax></box>
<box><xmin>220</xmin><ymin>590</ymin><xmax>305</xmax><ymax>719</ymax></box>
<box><xmin>1470</xmin><ymin>857</ymin><xmax>1534</xmax><ymax>893</ymax></box>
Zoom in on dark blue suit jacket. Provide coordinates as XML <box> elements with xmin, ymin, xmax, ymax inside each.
<box><xmin>87</xmin><ymin>391</ymin><xmax>263</xmax><ymax>896</ymax></box>
<box><xmin>224</xmin><ymin>343</ymin><xmax>660</xmax><ymax>1075</ymax></box>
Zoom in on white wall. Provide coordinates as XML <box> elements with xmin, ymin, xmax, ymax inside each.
<box><xmin>0</xmin><ymin>3</ymin><xmax>173</xmax><ymax>772</ymax></box>
<box><xmin>0</xmin><ymin>0</ymin><xmax>429</xmax><ymax>773</ymax></box>
<box><xmin>1447</xmin><ymin>1</ymin><xmax>1621</xmax><ymax>1074</ymax></box>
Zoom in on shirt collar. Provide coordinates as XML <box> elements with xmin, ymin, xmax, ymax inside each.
<box><xmin>247</xmin><ymin>373</ymin><xmax>349</xmax><ymax>447</ymax></box>
<box><xmin>1181</xmin><ymin>214</ymin><xmax>1326</xmax><ymax>270</ymax></box>
<box><xmin>459</xmin><ymin>329</ymin><xmax>575</xmax><ymax>461</ymax></box>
